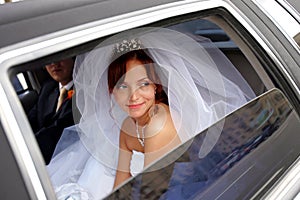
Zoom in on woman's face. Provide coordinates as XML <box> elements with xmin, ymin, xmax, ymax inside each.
<box><xmin>113</xmin><ymin>59</ymin><xmax>156</xmax><ymax>120</ymax></box>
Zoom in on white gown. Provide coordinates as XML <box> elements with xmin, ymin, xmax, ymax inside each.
<box><xmin>47</xmin><ymin>140</ymin><xmax>144</xmax><ymax>200</ymax></box>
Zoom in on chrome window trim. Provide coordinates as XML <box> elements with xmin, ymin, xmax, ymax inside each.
<box><xmin>251</xmin><ymin>0</ymin><xmax>300</xmax><ymax>51</ymax></box>
<box><xmin>263</xmin><ymin>156</ymin><xmax>300</xmax><ymax>199</ymax></box>
<box><xmin>249</xmin><ymin>0</ymin><xmax>300</xmax><ymax>98</ymax></box>
<box><xmin>0</xmin><ymin>0</ymin><xmax>299</xmax><ymax>198</ymax></box>
<box><xmin>0</xmin><ymin>84</ymin><xmax>46</xmax><ymax>200</ymax></box>
<box><xmin>231</xmin><ymin>0</ymin><xmax>300</xmax><ymax>98</ymax></box>
<box><xmin>253</xmin><ymin>0</ymin><xmax>300</xmax><ymax>37</ymax></box>
<box><xmin>277</xmin><ymin>0</ymin><xmax>300</xmax><ymax>24</ymax></box>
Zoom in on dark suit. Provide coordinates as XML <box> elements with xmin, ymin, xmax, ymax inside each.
<box><xmin>28</xmin><ymin>80</ymin><xmax>75</xmax><ymax>164</ymax></box>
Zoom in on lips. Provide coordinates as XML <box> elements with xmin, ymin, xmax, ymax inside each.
<box><xmin>52</xmin><ymin>69</ymin><xmax>62</xmax><ymax>74</ymax></box>
<box><xmin>127</xmin><ymin>102</ymin><xmax>144</xmax><ymax>109</ymax></box>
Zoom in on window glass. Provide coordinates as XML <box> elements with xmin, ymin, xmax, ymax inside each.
<box><xmin>108</xmin><ymin>89</ymin><xmax>300</xmax><ymax>199</ymax></box>
<box><xmin>102</xmin><ymin>14</ymin><xmax>296</xmax><ymax>199</ymax></box>
<box><xmin>16</xmin><ymin>73</ymin><xmax>28</xmax><ymax>90</ymax></box>
<box><xmin>12</xmin><ymin>73</ymin><xmax>27</xmax><ymax>93</ymax></box>
<box><xmin>167</xmin><ymin>18</ymin><xmax>268</xmax><ymax>96</ymax></box>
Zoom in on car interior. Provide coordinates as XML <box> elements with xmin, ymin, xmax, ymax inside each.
<box><xmin>8</xmin><ymin>10</ymin><xmax>299</xmax><ymax>198</ymax></box>
<box><xmin>12</xmin><ymin>16</ymin><xmax>273</xmax><ymax>115</ymax></box>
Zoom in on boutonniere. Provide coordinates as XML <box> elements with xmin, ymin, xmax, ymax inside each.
<box><xmin>67</xmin><ymin>89</ymin><xmax>75</xmax><ymax>100</ymax></box>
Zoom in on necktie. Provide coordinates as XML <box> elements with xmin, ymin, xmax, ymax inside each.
<box><xmin>56</xmin><ymin>87</ymin><xmax>67</xmax><ymax>112</ymax></box>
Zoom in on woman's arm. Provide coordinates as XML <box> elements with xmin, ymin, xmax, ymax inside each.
<box><xmin>113</xmin><ymin>130</ymin><xmax>132</xmax><ymax>189</ymax></box>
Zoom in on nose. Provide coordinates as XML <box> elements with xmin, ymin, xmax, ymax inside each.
<box><xmin>56</xmin><ymin>61</ymin><xmax>63</xmax><ymax>67</ymax></box>
<box><xmin>48</xmin><ymin>62</ymin><xmax>59</xmax><ymax>68</ymax></box>
<box><xmin>129</xmin><ymin>88</ymin><xmax>140</xmax><ymax>101</ymax></box>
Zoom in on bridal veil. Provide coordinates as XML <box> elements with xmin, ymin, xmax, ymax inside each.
<box><xmin>47</xmin><ymin>27</ymin><xmax>255</xmax><ymax>199</ymax></box>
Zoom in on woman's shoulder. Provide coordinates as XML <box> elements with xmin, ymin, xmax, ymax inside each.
<box><xmin>143</xmin><ymin>103</ymin><xmax>181</xmax><ymax>158</ymax></box>
<box><xmin>120</xmin><ymin>117</ymin><xmax>135</xmax><ymax>137</ymax></box>
<box><xmin>154</xmin><ymin>103</ymin><xmax>172</xmax><ymax>121</ymax></box>
<box><xmin>146</xmin><ymin>103</ymin><xmax>174</xmax><ymax>137</ymax></box>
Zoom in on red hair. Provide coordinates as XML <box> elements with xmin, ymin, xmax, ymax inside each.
<box><xmin>107</xmin><ymin>49</ymin><xmax>168</xmax><ymax>105</ymax></box>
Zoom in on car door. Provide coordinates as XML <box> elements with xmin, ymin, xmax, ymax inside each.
<box><xmin>0</xmin><ymin>121</ymin><xmax>31</xmax><ymax>200</ymax></box>
<box><xmin>107</xmin><ymin>89</ymin><xmax>300</xmax><ymax>199</ymax></box>
<box><xmin>0</xmin><ymin>0</ymin><xmax>300</xmax><ymax>199</ymax></box>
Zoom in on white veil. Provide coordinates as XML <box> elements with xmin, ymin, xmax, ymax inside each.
<box><xmin>47</xmin><ymin>27</ymin><xmax>255</xmax><ymax>199</ymax></box>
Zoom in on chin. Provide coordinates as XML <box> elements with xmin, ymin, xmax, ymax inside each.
<box><xmin>128</xmin><ymin>110</ymin><xmax>146</xmax><ymax>119</ymax></box>
<box><xmin>128</xmin><ymin>113</ymin><xmax>143</xmax><ymax>119</ymax></box>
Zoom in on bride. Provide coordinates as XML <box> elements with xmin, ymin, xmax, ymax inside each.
<box><xmin>47</xmin><ymin>27</ymin><xmax>255</xmax><ymax>199</ymax></box>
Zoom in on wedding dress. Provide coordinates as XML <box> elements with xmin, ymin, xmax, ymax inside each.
<box><xmin>47</xmin><ymin>27</ymin><xmax>256</xmax><ymax>199</ymax></box>
<box><xmin>47</xmin><ymin>127</ymin><xmax>144</xmax><ymax>199</ymax></box>
<box><xmin>47</xmin><ymin>138</ymin><xmax>144</xmax><ymax>199</ymax></box>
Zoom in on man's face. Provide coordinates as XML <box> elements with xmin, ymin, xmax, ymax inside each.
<box><xmin>45</xmin><ymin>58</ymin><xmax>74</xmax><ymax>85</ymax></box>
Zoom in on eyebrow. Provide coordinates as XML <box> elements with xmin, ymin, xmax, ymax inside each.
<box><xmin>137</xmin><ymin>77</ymin><xmax>150</xmax><ymax>82</ymax></box>
<box><xmin>122</xmin><ymin>77</ymin><xmax>150</xmax><ymax>85</ymax></box>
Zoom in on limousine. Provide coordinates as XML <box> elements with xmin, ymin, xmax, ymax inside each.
<box><xmin>0</xmin><ymin>0</ymin><xmax>299</xmax><ymax>199</ymax></box>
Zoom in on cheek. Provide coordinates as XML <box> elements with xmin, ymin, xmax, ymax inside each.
<box><xmin>45</xmin><ymin>67</ymin><xmax>52</xmax><ymax>75</ymax></box>
<box><xmin>113</xmin><ymin>93</ymin><xmax>127</xmax><ymax>107</ymax></box>
<box><xmin>63</xmin><ymin>68</ymin><xmax>72</xmax><ymax>77</ymax></box>
<box><xmin>141</xmin><ymin>89</ymin><xmax>156</xmax><ymax>101</ymax></box>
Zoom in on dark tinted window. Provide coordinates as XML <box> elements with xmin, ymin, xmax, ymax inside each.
<box><xmin>108</xmin><ymin>89</ymin><xmax>300</xmax><ymax>199</ymax></box>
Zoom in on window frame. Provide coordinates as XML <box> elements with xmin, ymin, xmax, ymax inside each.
<box><xmin>0</xmin><ymin>0</ymin><xmax>299</xmax><ymax>199</ymax></box>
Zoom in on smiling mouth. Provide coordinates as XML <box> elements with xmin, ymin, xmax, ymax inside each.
<box><xmin>128</xmin><ymin>103</ymin><xmax>144</xmax><ymax>109</ymax></box>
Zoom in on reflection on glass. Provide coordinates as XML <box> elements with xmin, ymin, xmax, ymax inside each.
<box><xmin>107</xmin><ymin>89</ymin><xmax>296</xmax><ymax>199</ymax></box>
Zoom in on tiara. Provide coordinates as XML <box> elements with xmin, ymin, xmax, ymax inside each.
<box><xmin>114</xmin><ymin>39</ymin><xmax>142</xmax><ymax>54</ymax></box>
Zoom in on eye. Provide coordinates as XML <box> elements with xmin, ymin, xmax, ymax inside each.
<box><xmin>140</xmin><ymin>81</ymin><xmax>150</xmax><ymax>87</ymax></box>
<box><xmin>116</xmin><ymin>83</ymin><xmax>128</xmax><ymax>89</ymax></box>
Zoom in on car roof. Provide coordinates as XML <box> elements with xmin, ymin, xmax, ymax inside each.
<box><xmin>0</xmin><ymin>0</ymin><xmax>180</xmax><ymax>48</ymax></box>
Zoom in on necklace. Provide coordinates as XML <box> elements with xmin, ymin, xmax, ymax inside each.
<box><xmin>135</xmin><ymin>105</ymin><xmax>158</xmax><ymax>147</ymax></box>
<box><xmin>136</xmin><ymin>122</ymin><xmax>146</xmax><ymax>147</ymax></box>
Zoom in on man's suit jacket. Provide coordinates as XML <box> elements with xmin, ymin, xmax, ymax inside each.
<box><xmin>28</xmin><ymin>80</ymin><xmax>75</xmax><ymax>164</ymax></box>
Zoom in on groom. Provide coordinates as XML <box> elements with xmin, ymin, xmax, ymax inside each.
<box><xmin>27</xmin><ymin>58</ymin><xmax>75</xmax><ymax>164</ymax></box>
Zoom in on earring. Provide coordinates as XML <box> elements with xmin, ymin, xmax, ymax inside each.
<box><xmin>109</xmin><ymin>98</ymin><xmax>115</xmax><ymax>120</ymax></box>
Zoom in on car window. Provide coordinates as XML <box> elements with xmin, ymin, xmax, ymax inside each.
<box><xmin>13</xmin><ymin>16</ymin><xmax>268</xmax><ymax>162</ymax></box>
<box><xmin>11</xmin><ymin>73</ymin><xmax>27</xmax><ymax>93</ymax></box>
<box><xmin>13</xmin><ymin>17</ymin><xmax>270</xmax><ymax>113</ymax></box>
<box><xmin>108</xmin><ymin>89</ymin><xmax>300</xmax><ymax>199</ymax></box>
<box><xmin>166</xmin><ymin>18</ymin><xmax>268</xmax><ymax>96</ymax></box>
<box><xmin>5</xmin><ymin>4</ymin><xmax>299</xmax><ymax>199</ymax></box>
